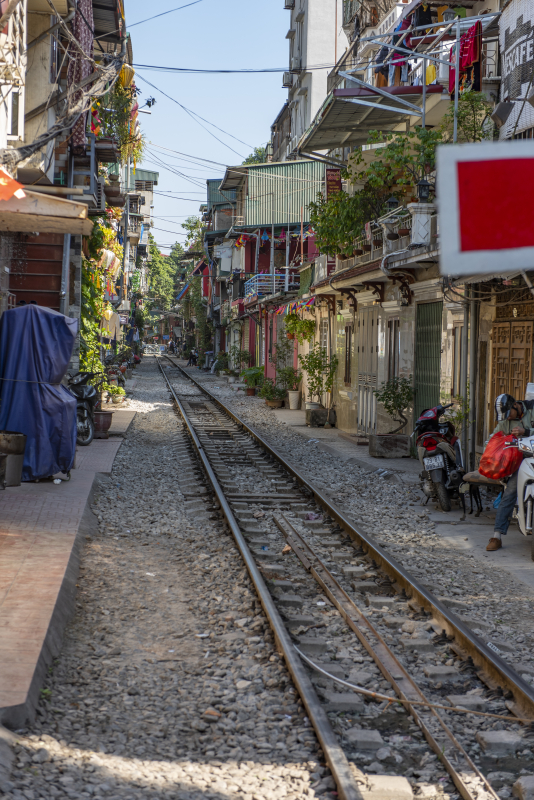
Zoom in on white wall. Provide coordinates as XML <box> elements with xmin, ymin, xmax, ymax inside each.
<box><xmin>284</xmin><ymin>0</ymin><xmax>348</xmax><ymax>152</ymax></box>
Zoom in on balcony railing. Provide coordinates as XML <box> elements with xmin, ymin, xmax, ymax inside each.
<box><xmin>244</xmin><ymin>272</ymin><xmax>300</xmax><ymax>298</ymax></box>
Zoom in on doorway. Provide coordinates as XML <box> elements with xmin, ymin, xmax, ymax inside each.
<box><xmin>491</xmin><ymin>320</ymin><xmax>533</xmax><ymax>410</ymax></box>
<box><xmin>414</xmin><ymin>301</ymin><xmax>443</xmax><ymax>417</ymax></box>
<box><xmin>357</xmin><ymin>306</ymin><xmax>378</xmax><ymax>434</ymax></box>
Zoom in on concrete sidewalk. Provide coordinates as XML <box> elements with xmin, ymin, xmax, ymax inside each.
<box><xmin>0</xmin><ymin>421</ymin><xmax>133</xmax><ymax>728</ymax></box>
<box><xmin>272</xmin><ymin>408</ymin><xmax>420</xmax><ymax>482</ymax></box>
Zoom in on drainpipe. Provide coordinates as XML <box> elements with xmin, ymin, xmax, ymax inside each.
<box><xmin>59</xmin><ymin>233</ymin><xmax>71</xmax><ymax>315</ymax></box>
<box><xmin>460</xmin><ymin>286</ymin><xmax>470</xmax><ymax>467</ymax></box>
<box><xmin>469</xmin><ymin>286</ymin><xmax>478</xmax><ymax>471</ymax></box>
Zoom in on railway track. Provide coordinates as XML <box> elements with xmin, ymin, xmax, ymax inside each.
<box><xmin>158</xmin><ymin>356</ymin><xmax>534</xmax><ymax>800</ymax></box>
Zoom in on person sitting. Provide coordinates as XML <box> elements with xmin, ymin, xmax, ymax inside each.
<box><xmin>486</xmin><ymin>393</ymin><xmax>534</xmax><ymax>551</ymax></box>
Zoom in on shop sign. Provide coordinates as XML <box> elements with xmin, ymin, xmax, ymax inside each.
<box><xmin>499</xmin><ymin>0</ymin><xmax>534</xmax><ymax>139</ymax></box>
<box><xmin>163</xmin><ymin>335</ymin><xmax>170</xmax><ymax>340</ymax></box>
<box><xmin>326</xmin><ymin>168</ymin><xmax>342</xmax><ymax>198</ymax></box>
<box><xmin>437</xmin><ymin>139</ymin><xmax>534</xmax><ymax>276</ymax></box>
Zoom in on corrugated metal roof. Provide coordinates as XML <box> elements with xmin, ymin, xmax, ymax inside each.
<box><xmin>245</xmin><ymin>160</ymin><xmax>325</xmax><ymax>227</ymax></box>
<box><xmin>129</xmin><ymin>168</ymin><xmax>159</xmax><ymax>188</ymax></box>
<box><xmin>207</xmin><ymin>178</ymin><xmax>236</xmax><ymax>208</ymax></box>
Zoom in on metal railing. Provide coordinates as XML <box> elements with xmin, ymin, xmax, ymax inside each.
<box><xmin>244</xmin><ymin>272</ymin><xmax>300</xmax><ymax>298</ymax></box>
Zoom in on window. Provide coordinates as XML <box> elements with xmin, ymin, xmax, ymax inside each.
<box><xmin>319</xmin><ymin>318</ymin><xmax>328</xmax><ymax>351</ymax></box>
<box><xmin>452</xmin><ymin>324</ymin><xmax>464</xmax><ymax>397</ymax></box>
<box><xmin>8</xmin><ymin>90</ymin><xmax>19</xmax><ymax>137</ymax></box>
<box><xmin>388</xmin><ymin>318</ymin><xmax>400</xmax><ymax>380</ymax></box>
<box><xmin>344</xmin><ymin>324</ymin><xmax>352</xmax><ymax>384</ymax></box>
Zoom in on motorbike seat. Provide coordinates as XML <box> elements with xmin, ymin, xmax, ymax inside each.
<box><xmin>462</xmin><ymin>470</ymin><xmax>503</xmax><ymax>487</ymax></box>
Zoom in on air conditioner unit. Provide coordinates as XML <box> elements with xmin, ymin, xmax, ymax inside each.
<box><xmin>290</xmin><ymin>57</ymin><xmax>301</xmax><ymax>72</ymax></box>
<box><xmin>284</xmin><ymin>0</ymin><xmax>295</xmax><ymax>8</ymax></box>
<box><xmin>282</xmin><ymin>71</ymin><xmax>292</xmax><ymax>88</ymax></box>
<box><xmin>95</xmin><ymin>177</ymin><xmax>106</xmax><ymax>212</ymax></box>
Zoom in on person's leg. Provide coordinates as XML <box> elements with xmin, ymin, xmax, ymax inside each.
<box><xmin>488</xmin><ymin>472</ymin><xmax>518</xmax><ymax>550</ymax></box>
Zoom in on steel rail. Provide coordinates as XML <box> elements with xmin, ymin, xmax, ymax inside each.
<box><xmin>163</xmin><ymin>356</ymin><xmax>534</xmax><ymax>721</ymax></box>
<box><xmin>274</xmin><ymin>513</ymin><xmax>500</xmax><ymax>800</ymax></box>
<box><xmin>156</xmin><ymin>359</ymin><xmax>363</xmax><ymax>800</ymax></box>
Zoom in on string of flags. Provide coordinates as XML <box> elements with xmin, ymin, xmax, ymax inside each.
<box><xmin>275</xmin><ymin>297</ymin><xmax>315</xmax><ymax>315</ymax></box>
<box><xmin>234</xmin><ymin>227</ymin><xmax>315</xmax><ymax>250</ymax></box>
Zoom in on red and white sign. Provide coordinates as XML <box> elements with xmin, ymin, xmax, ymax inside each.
<box><xmin>437</xmin><ymin>140</ymin><xmax>534</xmax><ymax>276</ymax></box>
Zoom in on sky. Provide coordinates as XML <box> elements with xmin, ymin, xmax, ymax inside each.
<box><xmin>126</xmin><ymin>0</ymin><xmax>290</xmax><ymax>252</ymax></box>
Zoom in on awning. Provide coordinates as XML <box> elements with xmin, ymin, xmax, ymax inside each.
<box><xmin>192</xmin><ymin>258</ymin><xmax>207</xmax><ymax>276</ymax></box>
<box><xmin>0</xmin><ymin>190</ymin><xmax>93</xmax><ymax>235</ymax></box>
<box><xmin>452</xmin><ymin>271</ymin><xmax>522</xmax><ymax>285</ymax></box>
<box><xmin>176</xmin><ymin>284</ymin><xmax>190</xmax><ymax>301</ymax></box>
<box><xmin>298</xmin><ymin>85</ymin><xmax>448</xmax><ymax>153</ymax></box>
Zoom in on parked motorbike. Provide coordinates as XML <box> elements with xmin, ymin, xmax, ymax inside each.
<box><xmin>414</xmin><ymin>403</ymin><xmax>465</xmax><ymax>512</ymax></box>
<box><xmin>508</xmin><ymin>436</ymin><xmax>534</xmax><ymax>561</ymax></box>
<box><xmin>67</xmin><ymin>372</ymin><xmax>104</xmax><ymax>446</ymax></box>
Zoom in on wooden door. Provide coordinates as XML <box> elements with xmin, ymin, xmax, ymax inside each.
<box><xmin>491</xmin><ymin>320</ymin><xmax>533</xmax><ymax>409</ymax></box>
<box><xmin>357</xmin><ymin>306</ymin><xmax>378</xmax><ymax>434</ymax></box>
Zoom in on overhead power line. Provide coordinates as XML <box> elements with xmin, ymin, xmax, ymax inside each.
<box><xmin>133</xmin><ymin>62</ymin><xmax>336</xmax><ymax>74</ymax></box>
<box><xmin>135</xmin><ymin>73</ymin><xmax>250</xmax><ymax>157</ymax></box>
<box><xmin>129</xmin><ymin>0</ymin><xmax>205</xmax><ymax>28</ymax></box>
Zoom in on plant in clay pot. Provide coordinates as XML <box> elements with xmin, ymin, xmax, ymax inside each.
<box><xmin>259</xmin><ymin>378</ymin><xmax>286</xmax><ymax>407</ymax></box>
<box><xmin>229</xmin><ymin>344</ymin><xmax>251</xmax><ymax>376</ymax></box>
<box><xmin>298</xmin><ymin>345</ymin><xmax>338</xmax><ymax>404</ymax></box>
<box><xmin>240</xmin><ymin>366</ymin><xmax>264</xmax><ymax>396</ymax></box>
<box><xmin>373</xmin><ymin>375</ymin><xmax>414</xmax><ymax>434</ymax></box>
<box><xmin>284</xmin><ymin>313</ymin><xmax>300</xmax><ymax>340</ymax></box>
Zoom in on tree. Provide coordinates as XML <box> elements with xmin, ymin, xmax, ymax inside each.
<box><xmin>182</xmin><ymin>215</ymin><xmax>204</xmax><ymax>251</ymax></box>
<box><xmin>146</xmin><ymin>234</ymin><xmax>175</xmax><ymax>310</ymax></box>
<box><xmin>242</xmin><ymin>146</ymin><xmax>267</xmax><ymax>165</ymax></box>
<box><xmin>309</xmin><ymin>185</ymin><xmax>389</xmax><ymax>257</ymax></box>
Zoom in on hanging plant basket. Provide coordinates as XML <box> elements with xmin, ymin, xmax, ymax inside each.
<box><xmin>398</xmin><ymin>228</ymin><xmax>410</xmax><ymax>237</ymax></box>
<box><xmin>363</xmin><ymin>244</ymin><xmax>372</xmax><ymax>252</ymax></box>
<box><xmin>387</xmin><ymin>232</ymin><xmax>400</xmax><ymax>240</ymax></box>
<box><xmin>373</xmin><ymin>239</ymin><xmax>382</xmax><ymax>247</ymax></box>
<box><xmin>354</xmin><ymin>248</ymin><xmax>364</xmax><ymax>255</ymax></box>
<box><xmin>287</xmin><ymin>332</ymin><xmax>295</xmax><ymax>340</ymax></box>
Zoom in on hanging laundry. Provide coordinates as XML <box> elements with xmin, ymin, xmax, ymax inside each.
<box><xmin>426</xmin><ymin>62</ymin><xmax>437</xmax><ymax>84</ymax></box>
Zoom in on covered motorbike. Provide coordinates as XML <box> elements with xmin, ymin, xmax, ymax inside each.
<box><xmin>0</xmin><ymin>305</ymin><xmax>77</xmax><ymax>481</ymax></box>
<box><xmin>414</xmin><ymin>402</ymin><xmax>464</xmax><ymax>511</ymax></box>
<box><xmin>507</xmin><ymin>435</ymin><xmax>534</xmax><ymax>560</ymax></box>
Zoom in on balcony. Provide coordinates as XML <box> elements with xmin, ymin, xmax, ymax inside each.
<box><xmin>244</xmin><ymin>272</ymin><xmax>300</xmax><ymax>299</ymax></box>
<box><xmin>220</xmin><ymin>299</ymin><xmax>231</xmax><ymax>324</ymax></box>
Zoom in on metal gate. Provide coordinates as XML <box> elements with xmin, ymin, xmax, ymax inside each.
<box><xmin>414</xmin><ymin>301</ymin><xmax>443</xmax><ymax>417</ymax></box>
<box><xmin>357</xmin><ymin>306</ymin><xmax>378</xmax><ymax>434</ymax></box>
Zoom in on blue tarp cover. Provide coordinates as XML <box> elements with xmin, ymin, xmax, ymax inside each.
<box><xmin>0</xmin><ymin>305</ymin><xmax>78</xmax><ymax>481</ymax></box>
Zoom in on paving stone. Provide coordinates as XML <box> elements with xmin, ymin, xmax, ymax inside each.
<box><xmin>277</xmin><ymin>593</ymin><xmax>303</xmax><ymax>608</ymax></box>
<box><xmin>296</xmin><ymin>637</ymin><xmax>328</xmax><ymax>656</ymax></box>
<box><xmin>400</xmin><ymin>637</ymin><xmax>434</xmax><ymax>653</ymax></box>
<box><xmin>323</xmin><ymin>691</ymin><xmax>365</xmax><ymax>713</ymax></box>
<box><xmin>446</xmin><ymin>694</ymin><xmax>488</xmax><ymax>712</ymax></box>
<box><xmin>352</xmin><ymin>581</ymin><xmax>384</xmax><ymax>595</ymax></box>
<box><xmin>346</xmin><ymin>728</ymin><xmax>384</xmax><ymax>751</ymax></box>
<box><xmin>423</xmin><ymin>665</ymin><xmax>463</xmax><ymax>683</ymax></box>
<box><xmin>365</xmin><ymin>596</ymin><xmax>396</xmax><ymax>609</ymax></box>
<box><xmin>513</xmin><ymin>775</ymin><xmax>534</xmax><ymax>800</ymax></box>
<box><xmin>476</xmin><ymin>731</ymin><xmax>523</xmax><ymax>755</ymax></box>
<box><xmin>382</xmin><ymin>616</ymin><xmax>406</xmax><ymax>628</ymax></box>
<box><xmin>342</xmin><ymin>565</ymin><xmax>367</xmax><ymax>577</ymax></box>
<box><xmin>357</xmin><ymin>774</ymin><xmax>414</xmax><ymax>799</ymax></box>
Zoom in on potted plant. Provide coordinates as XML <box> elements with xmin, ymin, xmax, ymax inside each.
<box><xmin>229</xmin><ymin>344</ymin><xmax>251</xmax><ymax>378</ymax></box>
<box><xmin>240</xmin><ymin>366</ymin><xmax>264</xmax><ymax>396</ymax></box>
<box><xmin>214</xmin><ymin>351</ymin><xmax>229</xmax><ymax>375</ymax></box>
<box><xmin>298</xmin><ymin>344</ymin><xmax>338</xmax><ymax>409</ymax></box>
<box><xmin>284</xmin><ymin>313</ymin><xmax>300</xmax><ymax>340</ymax></box>
<box><xmin>259</xmin><ymin>378</ymin><xmax>287</xmax><ymax>408</ymax></box>
<box><xmin>371</xmin><ymin>376</ymin><xmax>414</xmax><ymax>457</ymax></box>
<box><xmin>278</xmin><ymin>365</ymin><xmax>302</xmax><ymax>410</ymax></box>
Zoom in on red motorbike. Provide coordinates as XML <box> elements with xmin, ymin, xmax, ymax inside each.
<box><xmin>413</xmin><ymin>403</ymin><xmax>465</xmax><ymax>512</ymax></box>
